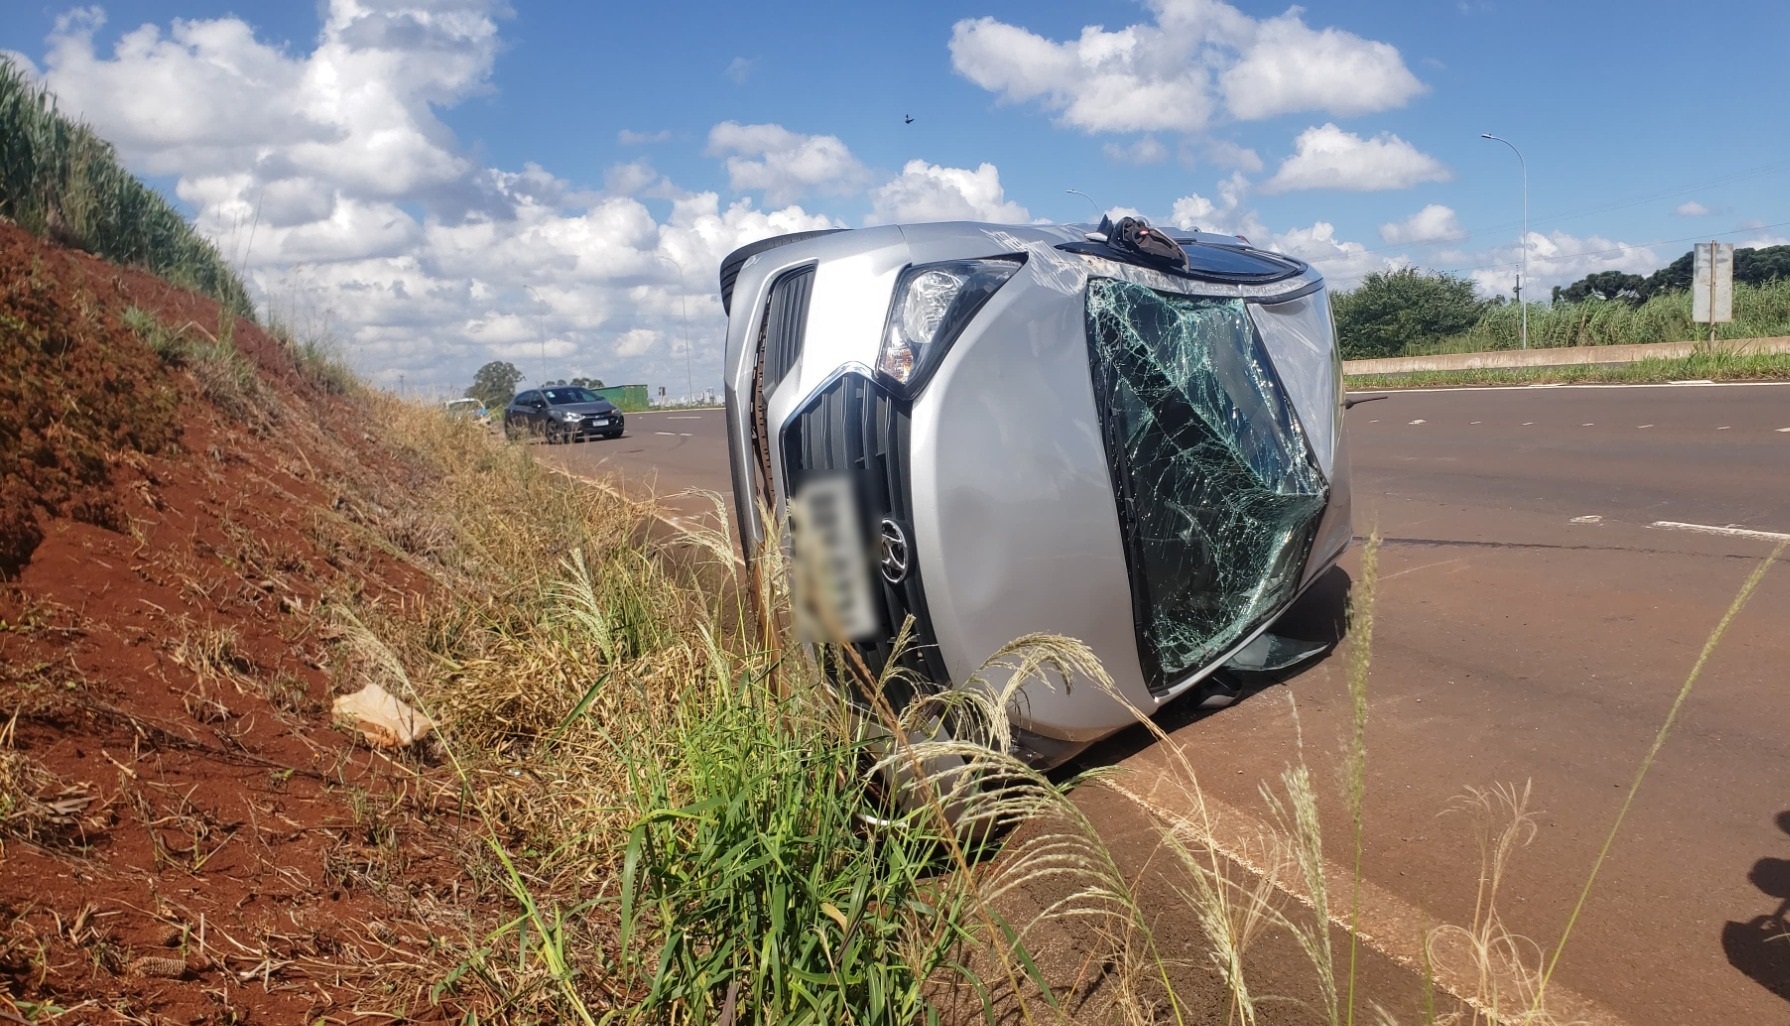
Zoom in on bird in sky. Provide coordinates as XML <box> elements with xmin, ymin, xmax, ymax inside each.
<box><xmin>904</xmin><ymin>114</ymin><xmax>914</xmax><ymax>124</ymax></box>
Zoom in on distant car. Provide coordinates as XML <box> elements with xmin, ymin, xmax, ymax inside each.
<box><xmin>503</xmin><ymin>387</ymin><xmax>626</xmax><ymax>443</ymax></box>
<box><xmin>443</xmin><ymin>397</ymin><xmax>487</xmax><ymax>421</ymax></box>
<box><xmin>721</xmin><ymin>216</ymin><xmax>1352</xmax><ymax>770</ymax></box>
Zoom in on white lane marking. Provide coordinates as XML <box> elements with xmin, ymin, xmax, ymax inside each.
<box><xmin>666</xmin><ymin>415</ymin><xmax>703</xmax><ymax>420</ymax></box>
<box><xmin>1346</xmin><ymin>380</ymin><xmax>1790</xmax><ymax>397</ymax></box>
<box><xmin>1667</xmin><ymin>379</ymin><xmax>1715</xmax><ymax>385</ymax></box>
<box><xmin>1638</xmin><ymin>424</ymin><xmax>1654</xmax><ymax>429</ymax></box>
<box><xmin>1778</xmin><ymin>427</ymin><xmax>1790</xmax><ymax>433</ymax></box>
<box><xmin>1470</xmin><ymin>420</ymin><xmax>1482</xmax><ymax>424</ymax></box>
<box><xmin>654</xmin><ymin>431</ymin><xmax>680</xmax><ymax>436</ymax></box>
<box><xmin>1522</xmin><ymin>421</ymin><xmax>1534</xmax><ymax>426</ymax></box>
<box><xmin>1408</xmin><ymin>418</ymin><xmax>1426</xmax><ymax>425</ymax></box>
<box><xmin>1718</xmin><ymin>426</ymin><xmax>1732</xmax><ymax>431</ymax></box>
<box><xmin>1369</xmin><ymin>419</ymin><xmax>1380</xmax><ymax>423</ymax></box>
<box><xmin>1650</xmin><ymin>521</ymin><xmax>1790</xmax><ymax>543</ymax></box>
<box><xmin>1580</xmin><ymin>422</ymin><xmax>1595</xmax><ymax>427</ymax></box>
<box><xmin>1570</xmin><ymin>515</ymin><xmax>1603</xmax><ymax>524</ymax></box>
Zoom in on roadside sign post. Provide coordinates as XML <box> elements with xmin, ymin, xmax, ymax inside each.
<box><xmin>1692</xmin><ymin>241</ymin><xmax>1734</xmax><ymax>344</ymax></box>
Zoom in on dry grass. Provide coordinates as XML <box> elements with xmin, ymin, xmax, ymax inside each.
<box><xmin>313</xmin><ymin>395</ymin><xmax>1781</xmax><ymax>1026</ymax></box>
<box><xmin>0</xmin><ymin>715</ymin><xmax>98</xmax><ymax>848</ymax></box>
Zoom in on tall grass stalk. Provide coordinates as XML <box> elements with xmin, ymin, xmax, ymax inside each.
<box><xmin>1344</xmin><ymin>537</ymin><xmax>1379</xmax><ymax>1026</ymax></box>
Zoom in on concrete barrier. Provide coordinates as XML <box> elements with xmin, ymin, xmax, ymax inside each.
<box><xmin>1343</xmin><ymin>336</ymin><xmax>1790</xmax><ymax>376</ymax></box>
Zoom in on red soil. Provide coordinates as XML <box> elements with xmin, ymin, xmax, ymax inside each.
<box><xmin>0</xmin><ymin>223</ymin><xmax>464</xmax><ymax>1022</ymax></box>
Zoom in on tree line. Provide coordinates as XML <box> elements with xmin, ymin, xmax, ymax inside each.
<box><xmin>462</xmin><ymin>360</ymin><xmax>604</xmax><ymax>408</ymax></box>
<box><xmin>1333</xmin><ymin>244</ymin><xmax>1790</xmax><ymax>359</ymax></box>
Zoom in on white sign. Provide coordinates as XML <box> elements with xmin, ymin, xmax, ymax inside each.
<box><xmin>1693</xmin><ymin>242</ymin><xmax>1734</xmax><ymax>323</ymax></box>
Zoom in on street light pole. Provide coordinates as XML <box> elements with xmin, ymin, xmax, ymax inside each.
<box><xmin>1480</xmin><ymin>133</ymin><xmax>1529</xmax><ymax>350</ymax></box>
<box><xmin>1066</xmin><ymin>188</ymin><xmax>1102</xmax><ymax>220</ymax></box>
<box><xmin>654</xmin><ymin>254</ymin><xmax>694</xmax><ymax>402</ymax></box>
<box><xmin>524</xmin><ymin>285</ymin><xmax>549</xmax><ymax>382</ymax></box>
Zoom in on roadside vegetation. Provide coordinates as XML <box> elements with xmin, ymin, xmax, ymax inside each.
<box><xmin>1334</xmin><ymin>257</ymin><xmax>1790</xmax><ymax>360</ymax></box>
<box><xmin>0</xmin><ymin>58</ymin><xmax>253</xmax><ymax>316</ymax></box>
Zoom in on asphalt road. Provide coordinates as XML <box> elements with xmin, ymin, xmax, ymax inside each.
<box><xmin>548</xmin><ymin>385</ymin><xmax>1790</xmax><ymax>1025</ymax></box>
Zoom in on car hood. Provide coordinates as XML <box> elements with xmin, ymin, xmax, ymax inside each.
<box><xmin>549</xmin><ymin>402</ymin><xmax>619</xmax><ymax>415</ymax></box>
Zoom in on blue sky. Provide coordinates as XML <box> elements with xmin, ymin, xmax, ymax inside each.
<box><xmin>4</xmin><ymin>0</ymin><xmax>1787</xmax><ymax>396</ymax></box>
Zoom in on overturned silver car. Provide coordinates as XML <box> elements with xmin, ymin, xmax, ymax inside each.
<box><xmin>719</xmin><ymin>216</ymin><xmax>1351</xmax><ymax>769</ymax></box>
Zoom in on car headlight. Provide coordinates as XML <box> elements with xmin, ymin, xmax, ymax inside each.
<box><xmin>558</xmin><ymin>410</ymin><xmax>583</xmax><ymax>421</ymax></box>
<box><xmin>877</xmin><ymin>255</ymin><xmax>1025</xmax><ymax>393</ymax></box>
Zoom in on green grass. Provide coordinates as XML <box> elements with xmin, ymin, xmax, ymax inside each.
<box><xmin>1414</xmin><ymin>279</ymin><xmax>1790</xmax><ymax>354</ymax></box>
<box><xmin>1346</xmin><ymin>350</ymin><xmax>1790</xmax><ymax>390</ymax></box>
<box><xmin>0</xmin><ymin>58</ymin><xmax>253</xmax><ymax>317</ymax></box>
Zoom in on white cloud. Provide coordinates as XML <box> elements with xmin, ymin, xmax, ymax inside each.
<box><xmin>867</xmin><ymin>160</ymin><xmax>1030</xmax><ymax>225</ymax></box>
<box><xmin>1220</xmin><ymin>9</ymin><xmax>1425</xmax><ymax>120</ymax></box>
<box><xmin>1468</xmin><ymin>231</ymin><xmax>1659</xmax><ymax>299</ymax></box>
<box><xmin>1171</xmin><ymin>194</ymin><xmax>1220</xmax><ymax>227</ymax></box>
<box><xmin>617</xmin><ymin>128</ymin><xmax>671</xmax><ymax>146</ymax></box>
<box><xmin>33</xmin><ymin>0</ymin><xmax>847</xmax><ymax>398</ymax></box>
<box><xmin>1263</xmin><ymin>123</ymin><xmax>1450</xmax><ymax>193</ymax></box>
<box><xmin>1104</xmin><ymin>136</ymin><xmax>1169</xmax><ymax>165</ymax></box>
<box><xmin>1738</xmin><ymin>233</ymin><xmax>1790</xmax><ymax>250</ymax></box>
<box><xmin>1168</xmin><ymin>172</ymin><xmax>1260</xmax><ymax>237</ymax></box>
<box><xmin>725</xmin><ymin>56</ymin><xmax>754</xmax><ymax>84</ymax></box>
<box><xmin>1268</xmin><ymin>221</ymin><xmax>1397</xmax><ymax>284</ymax></box>
<box><xmin>2</xmin><ymin>50</ymin><xmax>41</xmax><ymax>79</ymax></box>
<box><xmin>1180</xmin><ymin>137</ymin><xmax>1262</xmax><ymax>173</ymax></box>
<box><xmin>705</xmin><ymin>121</ymin><xmax>868</xmax><ymax>205</ymax></box>
<box><xmin>1379</xmin><ymin>204</ymin><xmax>1463</xmax><ymax>244</ymax></box>
<box><xmin>603</xmin><ymin>160</ymin><xmax>659</xmax><ymax>196</ymax></box>
<box><xmin>1673</xmin><ymin>200</ymin><xmax>1710</xmax><ymax>216</ymax></box>
<box><xmin>948</xmin><ymin>1</ymin><xmax>1423</xmax><ymax>134</ymax></box>
<box><xmin>613</xmin><ymin>328</ymin><xmax>660</xmax><ymax>359</ymax></box>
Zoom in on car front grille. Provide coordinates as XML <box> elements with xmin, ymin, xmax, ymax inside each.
<box><xmin>759</xmin><ymin>265</ymin><xmax>815</xmax><ymax>397</ymax></box>
<box><xmin>782</xmin><ymin>373</ymin><xmax>944</xmax><ymax>707</ymax></box>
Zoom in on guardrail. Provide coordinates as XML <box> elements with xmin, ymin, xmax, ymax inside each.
<box><xmin>1342</xmin><ymin>336</ymin><xmax>1790</xmax><ymax>376</ymax></box>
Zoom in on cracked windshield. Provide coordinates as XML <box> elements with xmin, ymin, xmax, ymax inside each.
<box><xmin>1086</xmin><ymin>279</ymin><xmax>1328</xmax><ymax>684</ymax></box>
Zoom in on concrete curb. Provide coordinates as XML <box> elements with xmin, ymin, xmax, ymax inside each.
<box><xmin>1344</xmin><ymin>336</ymin><xmax>1790</xmax><ymax>376</ymax></box>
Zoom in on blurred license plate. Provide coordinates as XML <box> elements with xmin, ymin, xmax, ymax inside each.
<box><xmin>591</xmin><ymin>418</ymin><xmax>609</xmax><ymax>427</ymax></box>
<box><xmin>791</xmin><ymin>475</ymin><xmax>877</xmax><ymax>641</ymax></box>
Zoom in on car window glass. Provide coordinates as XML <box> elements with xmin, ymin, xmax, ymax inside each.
<box><xmin>1085</xmin><ymin>278</ymin><xmax>1327</xmax><ymax>685</ymax></box>
<box><xmin>544</xmin><ymin>387</ymin><xmax>600</xmax><ymax>404</ymax></box>
<box><xmin>1250</xmin><ymin>292</ymin><xmax>1340</xmax><ymax>477</ymax></box>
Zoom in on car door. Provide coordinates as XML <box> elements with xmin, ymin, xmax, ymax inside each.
<box><xmin>509</xmin><ymin>391</ymin><xmax>537</xmax><ymax>431</ymax></box>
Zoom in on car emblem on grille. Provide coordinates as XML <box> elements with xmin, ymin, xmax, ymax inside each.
<box><xmin>876</xmin><ymin>519</ymin><xmax>910</xmax><ymax>584</ymax></box>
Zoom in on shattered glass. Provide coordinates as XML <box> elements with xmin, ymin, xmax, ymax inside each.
<box><xmin>1250</xmin><ymin>292</ymin><xmax>1342</xmax><ymax>477</ymax></box>
<box><xmin>1085</xmin><ymin>278</ymin><xmax>1328</xmax><ymax>689</ymax></box>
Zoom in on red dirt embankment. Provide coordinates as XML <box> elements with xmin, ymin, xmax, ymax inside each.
<box><xmin>0</xmin><ymin>223</ymin><xmax>462</xmax><ymax>1022</ymax></box>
